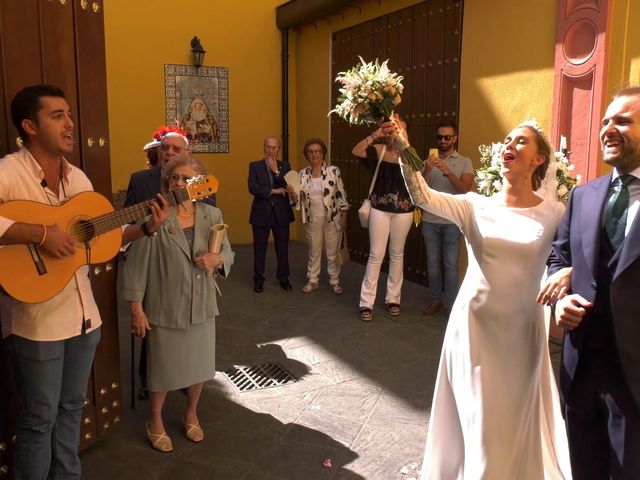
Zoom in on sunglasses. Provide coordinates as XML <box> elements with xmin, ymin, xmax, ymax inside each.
<box><xmin>168</xmin><ymin>174</ymin><xmax>193</xmax><ymax>183</ymax></box>
<box><xmin>160</xmin><ymin>143</ymin><xmax>187</xmax><ymax>153</ymax></box>
<box><xmin>436</xmin><ymin>135</ymin><xmax>454</xmax><ymax>141</ymax></box>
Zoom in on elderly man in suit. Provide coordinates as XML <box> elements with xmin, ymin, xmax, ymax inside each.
<box><xmin>548</xmin><ymin>86</ymin><xmax>640</xmax><ymax>479</ymax></box>
<box><xmin>248</xmin><ymin>136</ymin><xmax>297</xmax><ymax>293</ymax></box>
<box><xmin>125</xmin><ymin>127</ymin><xmax>216</xmax><ymax>208</ymax></box>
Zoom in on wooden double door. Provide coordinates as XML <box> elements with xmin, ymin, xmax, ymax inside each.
<box><xmin>0</xmin><ymin>0</ymin><xmax>121</xmax><ymax>476</ymax></box>
<box><xmin>331</xmin><ymin>0</ymin><xmax>463</xmax><ymax>285</ymax></box>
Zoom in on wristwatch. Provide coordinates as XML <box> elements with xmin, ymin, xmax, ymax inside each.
<box><xmin>141</xmin><ymin>221</ymin><xmax>157</xmax><ymax>237</ymax></box>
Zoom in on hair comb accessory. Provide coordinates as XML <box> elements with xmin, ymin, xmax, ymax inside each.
<box><xmin>518</xmin><ymin>119</ymin><xmax>554</xmax><ymax>153</ymax></box>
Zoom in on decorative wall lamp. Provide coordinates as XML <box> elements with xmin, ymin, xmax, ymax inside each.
<box><xmin>191</xmin><ymin>36</ymin><xmax>206</xmax><ymax>68</ymax></box>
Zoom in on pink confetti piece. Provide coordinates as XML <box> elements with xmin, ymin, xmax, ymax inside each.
<box><xmin>322</xmin><ymin>458</ymin><xmax>333</xmax><ymax>468</ymax></box>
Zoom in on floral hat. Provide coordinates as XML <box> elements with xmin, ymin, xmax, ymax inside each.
<box><xmin>143</xmin><ymin>126</ymin><xmax>189</xmax><ymax>151</ymax></box>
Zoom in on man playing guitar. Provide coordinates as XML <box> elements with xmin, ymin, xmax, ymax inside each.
<box><xmin>0</xmin><ymin>85</ymin><xmax>168</xmax><ymax>479</ymax></box>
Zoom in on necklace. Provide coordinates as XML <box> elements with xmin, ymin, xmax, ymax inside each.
<box><xmin>176</xmin><ymin>209</ymin><xmax>194</xmax><ymax>218</ymax></box>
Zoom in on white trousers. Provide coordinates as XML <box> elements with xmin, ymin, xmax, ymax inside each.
<box><xmin>359</xmin><ymin>208</ymin><xmax>413</xmax><ymax>308</ymax></box>
<box><xmin>304</xmin><ymin>217</ymin><xmax>341</xmax><ymax>285</ymax></box>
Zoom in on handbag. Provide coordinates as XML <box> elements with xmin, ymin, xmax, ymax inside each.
<box><xmin>357</xmin><ymin>200</ymin><xmax>371</xmax><ymax>228</ymax></box>
<box><xmin>358</xmin><ymin>145</ymin><xmax>386</xmax><ymax>228</ymax></box>
<box><xmin>337</xmin><ymin>230</ymin><xmax>350</xmax><ymax>265</ymax></box>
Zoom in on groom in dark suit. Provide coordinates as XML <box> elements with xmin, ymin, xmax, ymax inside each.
<box><xmin>248</xmin><ymin>136</ymin><xmax>297</xmax><ymax>292</ymax></box>
<box><xmin>548</xmin><ymin>86</ymin><xmax>640</xmax><ymax>479</ymax></box>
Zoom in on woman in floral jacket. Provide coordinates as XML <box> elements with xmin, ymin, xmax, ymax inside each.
<box><xmin>298</xmin><ymin>138</ymin><xmax>349</xmax><ymax>294</ymax></box>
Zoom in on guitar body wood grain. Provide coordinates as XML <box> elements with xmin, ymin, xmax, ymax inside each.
<box><xmin>0</xmin><ymin>191</ymin><xmax>122</xmax><ymax>304</ymax></box>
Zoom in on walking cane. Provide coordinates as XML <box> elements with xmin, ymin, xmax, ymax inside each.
<box><xmin>130</xmin><ymin>333</ymin><xmax>135</xmax><ymax>409</ymax></box>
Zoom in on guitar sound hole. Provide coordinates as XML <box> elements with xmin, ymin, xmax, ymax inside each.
<box><xmin>72</xmin><ymin>220</ymin><xmax>95</xmax><ymax>244</ymax></box>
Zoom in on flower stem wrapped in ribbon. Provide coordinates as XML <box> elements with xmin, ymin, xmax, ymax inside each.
<box><xmin>329</xmin><ymin>57</ymin><xmax>424</xmax><ymax>171</ymax></box>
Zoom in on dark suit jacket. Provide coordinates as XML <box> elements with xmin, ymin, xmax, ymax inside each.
<box><xmin>548</xmin><ymin>173</ymin><xmax>640</xmax><ymax>408</ymax></box>
<box><xmin>125</xmin><ymin>167</ymin><xmax>162</xmax><ymax>207</ymax></box>
<box><xmin>124</xmin><ymin>167</ymin><xmax>216</xmax><ymax>208</ymax></box>
<box><xmin>248</xmin><ymin>159</ymin><xmax>294</xmax><ymax>227</ymax></box>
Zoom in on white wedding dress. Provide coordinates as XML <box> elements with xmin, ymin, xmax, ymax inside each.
<box><xmin>415</xmin><ymin>184</ymin><xmax>572</xmax><ymax>479</ymax></box>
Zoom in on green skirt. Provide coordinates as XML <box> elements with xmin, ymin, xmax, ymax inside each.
<box><xmin>147</xmin><ymin>318</ymin><xmax>216</xmax><ymax>392</ymax></box>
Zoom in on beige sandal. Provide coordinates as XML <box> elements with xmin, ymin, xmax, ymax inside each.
<box><xmin>146</xmin><ymin>423</ymin><xmax>174</xmax><ymax>452</ymax></box>
<box><xmin>360</xmin><ymin>308</ymin><xmax>373</xmax><ymax>322</ymax></box>
<box><xmin>386</xmin><ymin>303</ymin><xmax>401</xmax><ymax>316</ymax></box>
<box><xmin>184</xmin><ymin>422</ymin><xmax>205</xmax><ymax>442</ymax></box>
<box><xmin>301</xmin><ymin>282</ymin><xmax>319</xmax><ymax>294</ymax></box>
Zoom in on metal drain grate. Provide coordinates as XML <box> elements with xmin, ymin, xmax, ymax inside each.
<box><xmin>223</xmin><ymin>362</ymin><xmax>298</xmax><ymax>392</ymax></box>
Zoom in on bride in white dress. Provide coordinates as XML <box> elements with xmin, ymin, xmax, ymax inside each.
<box><xmin>386</xmin><ymin>120</ymin><xmax>572</xmax><ymax>479</ymax></box>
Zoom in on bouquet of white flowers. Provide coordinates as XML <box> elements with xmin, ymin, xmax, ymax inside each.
<box><xmin>475</xmin><ymin>143</ymin><xmax>504</xmax><ymax>196</ymax></box>
<box><xmin>330</xmin><ymin>57</ymin><xmax>404</xmax><ymax>125</ymax></box>
<box><xmin>329</xmin><ymin>57</ymin><xmax>423</xmax><ymax>171</ymax></box>
<box><xmin>475</xmin><ymin>142</ymin><xmax>579</xmax><ymax>202</ymax></box>
<box><xmin>553</xmin><ymin>151</ymin><xmax>579</xmax><ymax>203</ymax></box>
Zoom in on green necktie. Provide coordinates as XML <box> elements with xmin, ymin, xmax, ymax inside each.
<box><xmin>603</xmin><ymin>174</ymin><xmax>634</xmax><ymax>250</ymax></box>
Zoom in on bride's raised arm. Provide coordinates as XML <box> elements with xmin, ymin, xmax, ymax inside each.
<box><xmin>381</xmin><ymin>116</ymin><xmax>473</xmax><ymax>228</ymax></box>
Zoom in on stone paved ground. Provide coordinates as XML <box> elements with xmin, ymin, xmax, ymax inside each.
<box><xmin>82</xmin><ymin>241</ymin><xmax>560</xmax><ymax>479</ymax></box>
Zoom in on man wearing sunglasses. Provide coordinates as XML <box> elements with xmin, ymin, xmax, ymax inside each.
<box><xmin>421</xmin><ymin>120</ymin><xmax>474</xmax><ymax>316</ymax></box>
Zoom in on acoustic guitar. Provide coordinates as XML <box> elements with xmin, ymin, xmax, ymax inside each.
<box><xmin>0</xmin><ymin>174</ymin><xmax>218</xmax><ymax>304</ymax></box>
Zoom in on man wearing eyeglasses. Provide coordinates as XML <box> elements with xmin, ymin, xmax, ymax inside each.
<box><xmin>421</xmin><ymin>120</ymin><xmax>474</xmax><ymax>316</ymax></box>
<box><xmin>125</xmin><ymin>129</ymin><xmax>216</xmax><ymax>209</ymax></box>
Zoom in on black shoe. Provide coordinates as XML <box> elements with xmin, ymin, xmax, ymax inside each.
<box><xmin>279</xmin><ymin>281</ymin><xmax>292</xmax><ymax>291</ymax></box>
<box><xmin>137</xmin><ymin>388</ymin><xmax>149</xmax><ymax>400</ymax></box>
<box><xmin>254</xmin><ymin>283</ymin><xmax>264</xmax><ymax>293</ymax></box>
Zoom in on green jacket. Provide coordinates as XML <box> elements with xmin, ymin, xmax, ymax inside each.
<box><xmin>121</xmin><ymin>203</ymin><xmax>234</xmax><ymax>329</ymax></box>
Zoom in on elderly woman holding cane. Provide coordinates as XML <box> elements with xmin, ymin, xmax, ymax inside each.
<box><xmin>298</xmin><ymin>138</ymin><xmax>349</xmax><ymax>294</ymax></box>
<box><xmin>121</xmin><ymin>156</ymin><xmax>234</xmax><ymax>453</ymax></box>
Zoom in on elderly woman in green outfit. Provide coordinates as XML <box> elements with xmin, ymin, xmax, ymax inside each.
<box><xmin>122</xmin><ymin>156</ymin><xmax>234</xmax><ymax>453</ymax></box>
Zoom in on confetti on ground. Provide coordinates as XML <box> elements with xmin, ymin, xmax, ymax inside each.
<box><xmin>322</xmin><ymin>458</ymin><xmax>333</xmax><ymax>468</ymax></box>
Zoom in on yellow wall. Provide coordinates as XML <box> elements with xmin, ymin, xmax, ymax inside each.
<box><xmin>608</xmin><ymin>0</ymin><xmax>640</xmax><ymax>91</ymax></box>
<box><xmin>104</xmin><ymin>0</ymin><xmax>639</xmax><ymax>243</ymax></box>
<box><xmin>104</xmin><ymin>0</ymin><xmax>284</xmax><ymax>244</ymax></box>
<box><xmin>292</xmin><ymin>0</ymin><xmax>423</xmax><ymax>166</ymax></box>
<box><xmin>457</xmin><ymin>0</ymin><xmax>557</xmax><ymax>158</ymax></box>
<box><xmin>292</xmin><ymin>0</ymin><xmax>557</xmax><ymax>172</ymax></box>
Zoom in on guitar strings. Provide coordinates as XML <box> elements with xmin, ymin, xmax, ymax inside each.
<box><xmin>71</xmin><ymin>181</ymin><xmax>211</xmax><ymax>238</ymax></box>
<box><xmin>75</xmin><ymin>191</ymin><xmax>181</xmax><ymax>237</ymax></box>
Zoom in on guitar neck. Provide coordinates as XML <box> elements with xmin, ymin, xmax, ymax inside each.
<box><xmin>92</xmin><ymin>188</ymin><xmax>190</xmax><ymax>236</ymax></box>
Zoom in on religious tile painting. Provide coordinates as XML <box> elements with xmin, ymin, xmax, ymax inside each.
<box><xmin>164</xmin><ymin>64</ymin><xmax>229</xmax><ymax>153</ymax></box>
